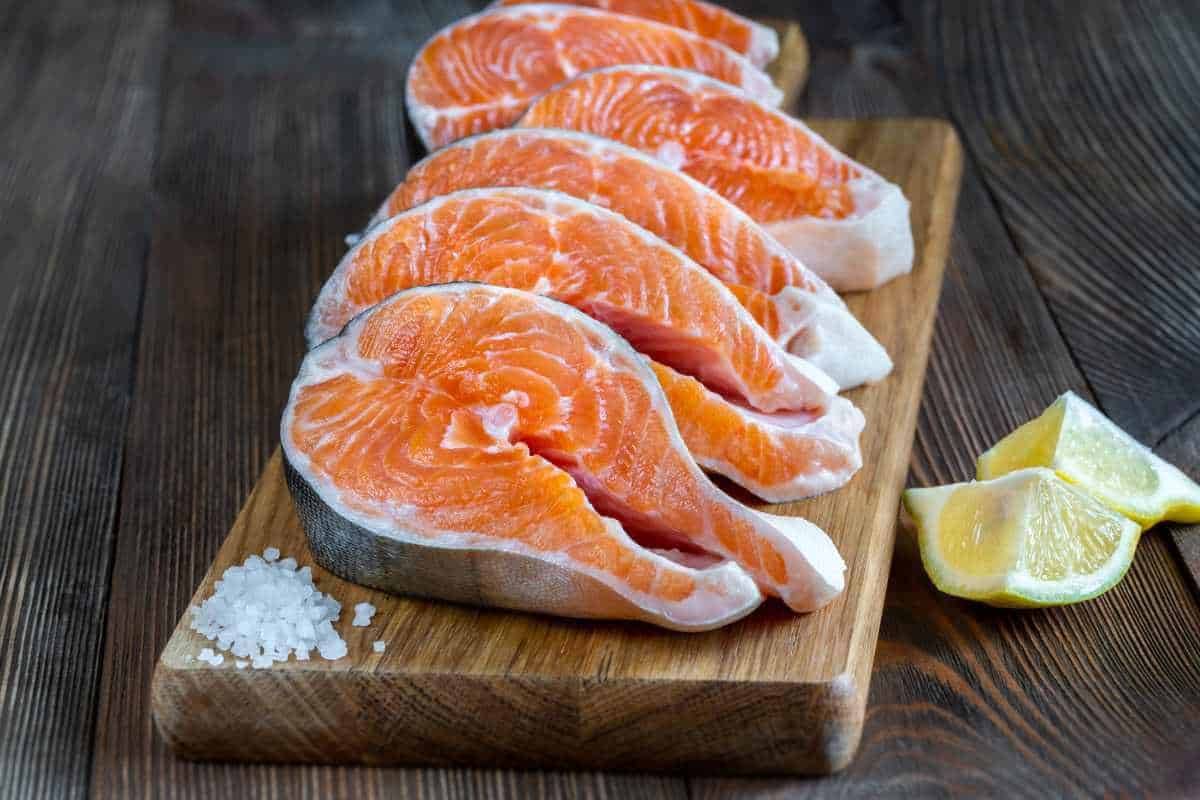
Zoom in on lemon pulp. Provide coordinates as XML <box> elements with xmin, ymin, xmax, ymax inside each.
<box><xmin>977</xmin><ymin>392</ymin><xmax>1200</xmax><ymax>528</ymax></box>
<box><xmin>905</xmin><ymin>469</ymin><xmax>1141</xmax><ymax>607</ymax></box>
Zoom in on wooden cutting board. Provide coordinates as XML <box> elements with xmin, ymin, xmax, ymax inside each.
<box><xmin>151</xmin><ymin>24</ymin><xmax>963</xmax><ymax>775</ymax></box>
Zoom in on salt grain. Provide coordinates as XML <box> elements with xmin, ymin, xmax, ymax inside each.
<box><xmin>373</xmin><ymin>640</ymin><xmax>386</xmax><ymax>653</ymax></box>
<box><xmin>352</xmin><ymin>602</ymin><xmax>377</xmax><ymax>627</ymax></box>
<box><xmin>198</xmin><ymin>647</ymin><xmax>224</xmax><ymax>667</ymax></box>
<box><xmin>190</xmin><ymin>548</ymin><xmax>348</xmax><ymax>669</ymax></box>
<box><xmin>318</xmin><ymin>637</ymin><xmax>348</xmax><ymax>661</ymax></box>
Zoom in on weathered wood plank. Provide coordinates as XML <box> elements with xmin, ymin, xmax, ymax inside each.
<box><xmin>1158</xmin><ymin>412</ymin><xmax>1200</xmax><ymax>591</ymax></box>
<box><xmin>87</xmin><ymin>1</ymin><xmax>682</xmax><ymax>797</ymax></box>
<box><xmin>0</xmin><ymin>0</ymin><xmax>165</xmax><ymax>796</ymax></box>
<box><xmin>924</xmin><ymin>0</ymin><xmax>1200</xmax><ymax>447</ymax></box>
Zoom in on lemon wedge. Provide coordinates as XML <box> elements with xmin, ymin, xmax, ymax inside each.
<box><xmin>976</xmin><ymin>391</ymin><xmax>1200</xmax><ymax>529</ymax></box>
<box><xmin>903</xmin><ymin>468</ymin><xmax>1141</xmax><ymax>607</ymax></box>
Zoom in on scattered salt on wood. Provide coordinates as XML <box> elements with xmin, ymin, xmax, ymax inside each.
<box><xmin>190</xmin><ymin>548</ymin><xmax>347</xmax><ymax>669</ymax></box>
<box><xmin>352</xmin><ymin>602</ymin><xmax>377</xmax><ymax>627</ymax></box>
<box><xmin>373</xmin><ymin>640</ymin><xmax>386</xmax><ymax>653</ymax></box>
<box><xmin>198</xmin><ymin>647</ymin><xmax>224</xmax><ymax>666</ymax></box>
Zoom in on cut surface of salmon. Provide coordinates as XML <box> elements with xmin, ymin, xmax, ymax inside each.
<box><xmin>283</xmin><ymin>284</ymin><xmax>846</xmax><ymax>623</ymax></box>
<box><xmin>370</xmin><ymin>128</ymin><xmax>891</xmax><ymax>389</ymax></box>
<box><xmin>406</xmin><ymin>4</ymin><xmax>782</xmax><ymax>150</ymax></box>
<box><xmin>650</xmin><ymin>362</ymin><xmax>863</xmax><ymax>502</ymax></box>
<box><xmin>314</xmin><ymin>188</ymin><xmax>864</xmax><ymax>502</ymax></box>
<box><xmin>491</xmin><ymin>0</ymin><xmax>779</xmax><ymax>68</ymax></box>
<box><xmin>311</xmin><ymin>187</ymin><xmax>837</xmax><ymax>416</ymax></box>
<box><xmin>517</xmin><ymin>65</ymin><xmax>913</xmax><ymax>291</ymax></box>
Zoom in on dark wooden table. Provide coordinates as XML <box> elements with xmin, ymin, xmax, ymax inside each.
<box><xmin>3</xmin><ymin>0</ymin><xmax>1199</xmax><ymax>796</ymax></box>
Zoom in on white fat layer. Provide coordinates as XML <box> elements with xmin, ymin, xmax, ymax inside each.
<box><xmin>744</xmin><ymin>16</ymin><xmax>781</xmax><ymax>68</ymax></box>
<box><xmin>774</xmin><ymin>289</ymin><xmax>893</xmax><ymax>389</ymax></box>
<box><xmin>750</xmin><ymin>509</ymin><xmax>847</xmax><ymax>610</ymax></box>
<box><xmin>654</xmin><ymin>141</ymin><xmax>686</xmax><ymax>170</ymax></box>
<box><xmin>765</xmin><ymin>180</ymin><xmax>914</xmax><ymax>292</ymax></box>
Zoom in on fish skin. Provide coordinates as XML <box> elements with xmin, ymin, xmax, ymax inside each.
<box><xmin>284</xmin><ymin>457</ymin><xmax>764</xmax><ymax>632</ymax></box>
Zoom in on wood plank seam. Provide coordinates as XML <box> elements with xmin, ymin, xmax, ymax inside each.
<box><xmin>1153</xmin><ymin>406</ymin><xmax>1200</xmax><ymax>451</ymax></box>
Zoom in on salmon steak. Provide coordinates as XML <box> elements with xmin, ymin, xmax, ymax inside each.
<box><xmin>282</xmin><ymin>284</ymin><xmax>847</xmax><ymax>628</ymax></box>
<box><xmin>517</xmin><ymin>65</ymin><xmax>914</xmax><ymax>291</ymax></box>
<box><xmin>310</xmin><ymin>188</ymin><xmax>864</xmax><ymax>502</ymax></box>
<box><xmin>406</xmin><ymin>4</ymin><xmax>782</xmax><ymax>150</ymax></box>
<box><xmin>369</xmin><ymin>129</ymin><xmax>892</xmax><ymax>389</ymax></box>
<box><xmin>491</xmin><ymin>0</ymin><xmax>780</xmax><ymax>68</ymax></box>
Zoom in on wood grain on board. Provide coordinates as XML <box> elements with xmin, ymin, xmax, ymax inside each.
<box><xmin>768</xmin><ymin>20</ymin><xmax>810</xmax><ymax>106</ymax></box>
<box><xmin>150</xmin><ymin>118</ymin><xmax>962</xmax><ymax>775</ymax></box>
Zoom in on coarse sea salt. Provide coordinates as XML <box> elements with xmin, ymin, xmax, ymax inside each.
<box><xmin>198</xmin><ymin>647</ymin><xmax>224</xmax><ymax>667</ymax></box>
<box><xmin>189</xmin><ymin>549</ymin><xmax>347</xmax><ymax>669</ymax></box>
<box><xmin>352</xmin><ymin>602</ymin><xmax>377</xmax><ymax>627</ymax></box>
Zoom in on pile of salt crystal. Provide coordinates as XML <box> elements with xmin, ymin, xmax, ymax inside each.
<box><xmin>189</xmin><ymin>547</ymin><xmax>347</xmax><ymax>669</ymax></box>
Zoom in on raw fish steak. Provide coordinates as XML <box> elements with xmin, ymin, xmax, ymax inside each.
<box><xmin>491</xmin><ymin>0</ymin><xmax>780</xmax><ymax>68</ymax></box>
<box><xmin>406</xmin><ymin>4</ymin><xmax>781</xmax><ymax>150</ymax></box>
<box><xmin>518</xmin><ymin>65</ymin><xmax>913</xmax><ymax>290</ymax></box>
<box><xmin>369</xmin><ymin>128</ymin><xmax>891</xmax><ymax>389</ymax></box>
<box><xmin>283</xmin><ymin>284</ymin><xmax>847</xmax><ymax>626</ymax></box>
<box><xmin>311</xmin><ymin>187</ymin><xmax>864</xmax><ymax>503</ymax></box>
